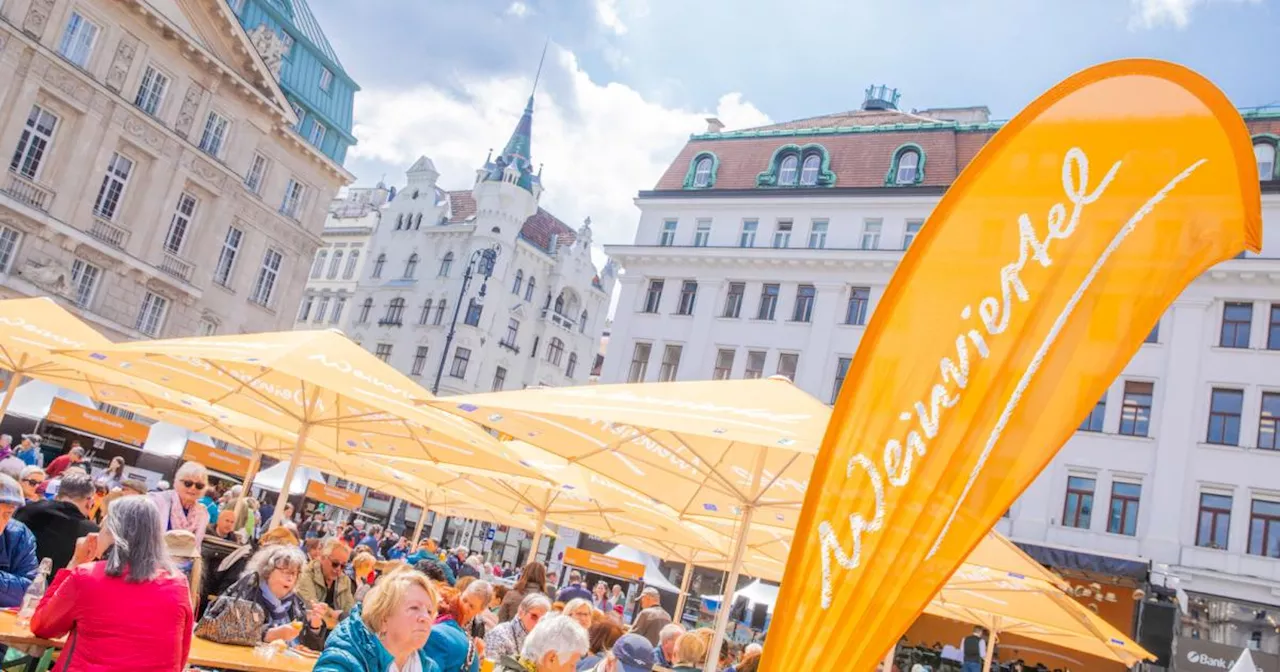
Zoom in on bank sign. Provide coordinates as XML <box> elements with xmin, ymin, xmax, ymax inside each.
<box><xmin>1176</xmin><ymin>637</ymin><xmax>1279</xmax><ymax>672</ymax></box>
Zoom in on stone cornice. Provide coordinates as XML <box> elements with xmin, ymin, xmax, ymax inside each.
<box><xmin>603</xmin><ymin>245</ymin><xmax>903</xmax><ymax>272</ymax></box>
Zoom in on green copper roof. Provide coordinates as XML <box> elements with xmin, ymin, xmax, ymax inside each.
<box><xmin>504</xmin><ymin>96</ymin><xmax>534</xmax><ymax>162</ymax></box>
<box><xmin>266</xmin><ymin>0</ymin><xmax>343</xmax><ymax>68</ymax></box>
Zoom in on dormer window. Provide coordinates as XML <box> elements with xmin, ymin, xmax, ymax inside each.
<box><xmin>886</xmin><ymin>144</ymin><xmax>926</xmax><ymax>186</ymax></box>
<box><xmin>799</xmin><ymin>155</ymin><xmax>820</xmax><ymax>186</ymax></box>
<box><xmin>1255</xmin><ymin>140</ymin><xmax>1276</xmax><ymax>181</ymax></box>
<box><xmin>895</xmin><ymin>150</ymin><xmax>920</xmax><ymax>184</ymax></box>
<box><xmin>684</xmin><ymin>152</ymin><xmax>719</xmax><ymax>189</ymax></box>
<box><xmin>778</xmin><ymin>155</ymin><xmax>799</xmax><ymax>186</ymax></box>
<box><xmin>693</xmin><ymin>158</ymin><xmax>712</xmax><ymax>187</ymax></box>
<box><xmin>757</xmin><ymin>144</ymin><xmax>834</xmax><ymax>188</ymax></box>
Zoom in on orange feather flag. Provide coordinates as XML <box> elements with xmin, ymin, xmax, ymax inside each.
<box><xmin>760</xmin><ymin>59</ymin><xmax>1262</xmax><ymax>671</ymax></box>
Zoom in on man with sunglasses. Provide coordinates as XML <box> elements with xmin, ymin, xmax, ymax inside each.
<box><xmin>296</xmin><ymin>536</ymin><xmax>354</xmax><ymax>637</ymax></box>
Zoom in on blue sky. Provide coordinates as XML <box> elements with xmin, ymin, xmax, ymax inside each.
<box><xmin>308</xmin><ymin>0</ymin><xmax>1276</xmax><ymax>251</ymax></box>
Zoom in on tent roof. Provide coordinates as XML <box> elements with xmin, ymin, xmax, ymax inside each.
<box><xmin>605</xmin><ymin>545</ymin><xmax>683</xmax><ymax>593</ymax></box>
<box><xmin>7</xmin><ymin>380</ymin><xmax>95</xmax><ymax>419</ymax></box>
<box><xmin>253</xmin><ymin>461</ymin><xmax>325</xmax><ymax>495</ymax></box>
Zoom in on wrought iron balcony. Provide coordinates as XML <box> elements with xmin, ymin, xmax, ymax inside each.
<box><xmin>498</xmin><ymin>339</ymin><xmax>521</xmax><ymax>354</ymax></box>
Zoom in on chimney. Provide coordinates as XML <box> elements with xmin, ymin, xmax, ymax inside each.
<box><xmin>705</xmin><ymin>117</ymin><xmax>725</xmax><ymax>134</ymax></box>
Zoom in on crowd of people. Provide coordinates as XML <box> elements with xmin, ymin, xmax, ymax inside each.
<box><xmin>0</xmin><ymin>442</ymin><xmax>767</xmax><ymax>672</ymax></box>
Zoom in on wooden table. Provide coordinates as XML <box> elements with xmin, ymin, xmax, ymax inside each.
<box><xmin>0</xmin><ymin>609</ymin><xmax>314</xmax><ymax>672</ymax></box>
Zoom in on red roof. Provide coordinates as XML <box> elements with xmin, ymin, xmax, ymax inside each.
<box><xmin>445</xmin><ymin>190</ymin><xmax>576</xmax><ymax>252</ymax></box>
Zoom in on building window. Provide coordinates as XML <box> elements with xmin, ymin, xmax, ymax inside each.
<box><xmin>198</xmin><ymin>319</ymin><xmax>217</xmax><ymax>336</ymax></box>
<box><xmin>9</xmin><ymin>105</ymin><xmax>58</xmax><ymax>180</ymax></box>
<box><xmin>903</xmin><ymin>220</ymin><xmax>923</xmax><ymax>248</ymax></box>
<box><xmin>244</xmin><ymin>153</ymin><xmax>268</xmax><ymax>193</ymax></box>
<box><xmin>893</xmin><ymin>149</ymin><xmax>921</xmax><ymax>185</ymax></box>
<box><xmin>58</xmin><ymin>12</ymin><xmax>100</xmax><ymax>67</ymax></box>
<box><xmin>524</xmin><ymin>277</ymin><xmax>536</xmax><ymax>303</ymax></box>
<box><xmin>412</xmin><ymin>299</ymin><xmax>430</xmax><ymax>326</ymax></box>
<box><xmin>449</xmin><ymin>347</ymin><xmax>471</xmax><ymax>379</ymax></box>
<box><xmin>295</xmin><ymin>294</ymin><xmax>312</xmax><ymax>321</ymax></box>
<box><xmin>370</xmin><ymin>343</ymin><xmax>391</xmax><ymax>363</ymax></box>
<box><xmin>1256</xmin><ymin>142</ymin><xmax>1276</xmax><ymax>181</ymax></box>
<box><xmin>692</xmin><ymin>157</ymin><xmax>713</xmax><ymax>187</ymax></box>
<box><xmin>314</xmin><ymin>295</ymin><xmax>330</xmax><ymax>323</ymax></box>
<box><xmin>756</xmin><ymin>284</ymin><xmax>779</xmax><ymax>320</ymax></box>
<box><xmin>776</xmin><ymin>353</ymin><xmax>799</xmax><ymax>381</ymax></box>
<box><xmin>832</xmin><ymin>357</ymin><xmax>852</xmax><ymax>404</ymax></box>
<box><xmin>198</xmin><ymin>112</ymin><xmax>229</xmax><ymax>157</ymax></box>
<box><xmin>1145</xmin><ymin>322</ymin><xmax>1159</xmax><ymax>344</ymax></box>
<box><xmin>356</xmin><ymin>298</ymin><xmax>373</xmax><ymax>323</ymax></box>
<box><xmin>403</xmin><ymin>253</ymin><xmax>419</xmax><ymax>279</ymax></box>
<box><xmin>643</xmin><ymin>280</ymin><xmax>664</xmax><ymax>314</ymax></box>
<box><xmin>659</xmin><ymin>345</ymin><xmax>682</xmax><ymax>382</ymax></box>
<box><xmin>434</xmin><ymin>300</ymin><xmax>446</xmax><ymax>325</ymax></box>
<box><xmin>1221</xmin><ymin>302</ymin><xmax>1252</xmax><ymax>348</ymax></box>
<box><xmin>229</xmin><ymin>0</ymin><xmax>245</xmax><ymax>14</ymax></box>
<box><xmin>860</xmin><ymin>219</ymin><xmax>882</xmax><ymax>250</ymax></box>
<box><xmin>722</xmin><ymin>282</ymin><xmax>744</xmax><ymax>318</ymax></box>
<box><xmin>310</xmin><ymin>250</ymin><xmax>327</xmax><ymax>279</ymax></box>
<box><xmin>0</xmin><ymin>226</ymin><xmax>19</xmax><ymax>273</ymax></box>
<box><xmin>69</xmin><ymin>259</ymin><xmax>100</xmax><ymax>308</ymax></box>
<box><xmin>1107</xmin><ymin>482</ymin><xmax>1141</xmax><ymax>536</ymax></box>
<box><xmin>463</xmin><ymin>298</ymin><xmax>482</xmax><ymax>327</ymax></box>
<box><xmin>1118</xmin><ymin>381</ymin><xmax>1153</xmax><ymax>437</ymax></box>
<box><xmin>676</xmin><ymin>281</ymin><xmax>697</xmax><ymax>316</ymax></box>
<box><xmin>694</xmin><ymin>219</ymin><xmax>711</xmax><ymax>247</ymax></box>
<box><xmin>799</xmin><ymin>155</ymin><xmax>820</xmax><ymax>186</ymax></box>
<box><xmin>772</xmin><ymin>220</ymin><xmax>792</xmax><ymax>248</ymax></box>
<box><xmin>92</xmin><ymin>152</ymin><xmax>134</xmax><ymax>221</ymax></box>
<box><xmin>739</xmin><ymin>220</ymin><xmax>758</xmax><ymax>248</ymax></box>
<box><xmin>659</xmin><ymin>220</ymin><xmax>677</xmax><ymax>246</ymax></box>
<box><xmin>808</xmin><ymin>220</ymin><xmax>828</xmax><ymax>249</ymax></box>
<box><xmin>249</xmin><ymin>248</ymin><xmax>282</xmax><ymax>306</ymax></box>
<box><xmin>327</xmin><ymin>250</ymin><xmax>343</xmax><ymax>279</ymax></box>
<box><xmin>627</xmin><ymin>343</ymin><xmax>651</xmax><ymax>383</ymax></box>
<box><xmin>566</xmin><ymin>353</ymin><xmax>578</xmax><ymax>378</ymax></box>
<box><xmin>579</xmin><ymin>310</ymin><xmax>588</xmax><ymax>334</ymax></box>
<box><xmin>744</xmin><ymin>350</ymin><xmax>766</xmax><ymax>379</ymax></box>
<box><xmin>134</xmin><ymin>65</ymin><xmax>169</xmax><ymax>116</ymax></box>
<box><xmin>778</xmin><ymin>155</ymin><xmax>799</xmax><ymax>186</ymax></box>
<box><xmin>135</xmin><ymin>292</ymin><xmax>168</xmax><ymax>337</ymax></box>
<box><xmin>372</xmin><ymin>253</ymin><xmax>386</xmax><ymax>278</ymax></box>
<box><xmin>384</xmin><ymin>298</ymin><xmax>406</xmax><ymax>325</ymax></box>
<box><xmin>410</xmin><ymin>346</ymin><xmax>428</xmax><ymax>375</ymax></box>
<box><xmin>290</xmin><ymin>101</ymin><xmax>305</xmax><ymax>131</ymax></box>
<box><xmin>503</xmin><ymin>318</ymin><xmax>519</xmax><ymax>347</ymax></box>
<box><xmin>547</xmin><ymin>338</ymin><xmax>565</xmax><ymax>366</ymax></box>
<box><xmin>1248</xmin><ymin>499</ymin><xmax>1280</xmax><ymax>558</ymax></box>
<box><xmin>1079</xmin><ymin>395</ymin><xmax>1105</xmax><ymax>432</ymax></box>
<box><xmin>438</xmin><ymin>252</ymin><xmax>453</xmax><ymax>277</ymax></box>
<box><xmin>1062</xmin><ymin>476</ymin><xmax>1095</xmax><ymax>529</ymax></box>
<box><xmin>319</xmin><ymin>67</ymin><xmax>333</xmax><ymax>92</ymax></box>
<box><xmin>713</xmin><ymin>349</ymin><xmax>734</xmax><ymax>380</ymax></box>
<box><xmin>212</xmin><ymin>226</ymin><xmax>242</xmax><ymax>287</ymax></box>
<box><xmin>342</xmin><ymin>249</ymin><xmax>360</xmax><ymax>279</ymax></box>
<box><xmin>309</xmin><ymin>122</ymin><xmax>326</xmax><ymax>147</ymax></box>
<box><xmin>1268</xmin><ymin>304</ymin><xmax>1280</xmax><ymax>350</ymax></box>
<box><xmin>845</xmin><ymin>287</ymin><xmax>870</xmax><ymax>326</ymax></box>
<box><xmin>1259</xmin><ymin>392</ymin><xmax>1280</xmax><ymax>450</ymax></box>
<box><xmin>280</xmin><ymin>179</ymin><xmax>306</xmax><ymax>219</ymax></box>
<box><xmin>792</xmin><ymin>285</ymin><xmax>815</xmax><ymax>322</ymax></box>
<box><xmin>1197</xmin><ymin>493</ymin><xmax>1232</xmax><ymax>549</ymax></box>
<box><xmin>492</xmin><ymin>366</ymin><xmax>507</xmax><ymax>391</ymax></box>
<box><xmin>330</xmin><ymin>296</ymin><xmax>345</xmax><ymax>324</ymax></box>
<box><xmin>163</xmin><ymin>192</ymin><xmax>198</xmax><ymax>255</ymax></box>
<box><xmin>1206</xmin><ymin>388</ymin><xmax>1244</xmax><ymax>446</ymax></box>
<box><xmin>511</xmin><ymin>270</ymin><xmax>524</xmax><ymax>295</ymax></box>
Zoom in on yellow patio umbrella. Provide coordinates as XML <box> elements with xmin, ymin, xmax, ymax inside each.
<box><xmin>426</xmin><ymin>377</ymin><xmax>826</xmax><ymax>671</ymax></box>
<box><xmin>55</xmin><ymin>329</ymin><xmax>544</xmax><ymax>527</ymax></box>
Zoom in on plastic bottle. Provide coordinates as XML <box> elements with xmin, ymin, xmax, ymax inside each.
<box><xmin>16</xmin><ymin>558</ymin><xmax>53</xmax><ymax>627</ymax></box>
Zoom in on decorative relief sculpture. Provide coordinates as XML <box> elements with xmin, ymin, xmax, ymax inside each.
<box><xmin>104</xmin><ymin>35</ymin><xmax>137</xmax><ymax>93</ymax></box>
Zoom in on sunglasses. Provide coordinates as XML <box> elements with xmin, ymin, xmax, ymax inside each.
<box><xmin>327</xmin><ymin>559</ymin><xmax>346</xmax><ymax>569</ymax></box>
<box><xmin>180</xmin><ymin>480</ymin><xmax>207</xmax><ymax>490</ymax></box>
<box><xmin>22</xmin><ymin>479</ymin><xmax>42</xmax><ymax>486</ymax></box>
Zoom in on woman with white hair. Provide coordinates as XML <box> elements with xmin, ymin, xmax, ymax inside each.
<box><xmin>149</xmin><ymin>460</ymin><xmax>210</xmax><ymax>546</ymax></box>
<box><xmin>561</xmin><ymin>598</ymin><xmax>593</xmax><ymax>631</ymax></box>
<box><xmin>493</xmin><ymin>613</ymin><xmax>589</xmax><ymax>672</ymax></box>
<box><xmin>486</xmin><ymin>592</ymin><xmax>552</xmax><ymax>661</ymax></box>
<box><xmin>29</xmin><ymin>495</ymin><xmax>194</xmax><ymax>670</ymax></box>
<box><xmin>196</xmin><ymin>543</ymin><xmax>326</xmax><ymax>648</ymax></box>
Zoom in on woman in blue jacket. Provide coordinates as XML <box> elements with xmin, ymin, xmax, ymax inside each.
<box><xmin>316</xmin><ymin>569</ymin><xmax>442</xmax><ymax>672</ymax></box>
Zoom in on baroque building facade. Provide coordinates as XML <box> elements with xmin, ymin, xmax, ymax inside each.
<box><xmin>294</xmin><ymin>184</ymin><xmax>385</xmax><ymax>332</ymax></box>
<box><xmin>0</xmin><ymin>0</ymin><xmax>352</xmax><ymax>340</ymax></box>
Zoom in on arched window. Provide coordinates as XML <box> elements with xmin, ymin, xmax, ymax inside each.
<box><xmin>310</xmin><ymin>250</ymin><xmax>327</xmax><ymax>279</ymax></box>
<box><xmin>799</xmin><ymin>155</ymin><xmax>820</xmax><ymax>186</ymax></box>
<box><xmin>566</xmin><ymin>352</ymin><xmax>578</xmax><ymax>378</ymax></box>
<box><xmin>384</xmin><ymin>297</ymin><xmax>406</xmax><ymax>324</ymax></box>
<box><xmin>693</xmin><ymin>157</ymin><xmax>713</xmax><ymax>187</ymax></box>
<box><xmin>579</xmin><ymin>310</ymin><xmax>588</xmax><ymax>334</ymax></box>
<box><xmin>357</xmin><ymin>297</ymin><xmax>373</xmax><ymax>323</ymax></box>
<box><xmin>512</xmin><ymin>269</ymin><xmax>524</xmax><ymax>295</ymax></box>
<box><xmin>414</xmin><ymin>213</ymin><xmax>423</xmax><ymax>229</ymax></box>
<box><xmin>895</xmin><ymin>150</ymin><xmax>921</xmax><ymax>185</ymax></box>
<box><xmin>554</xmin><ymin>294</ymin><xmax>565</xmax><ymax>316</ymax></box>
<box><xmin>1256</xmin><ymin>142</ymin><xmax>1276</xmax><ymax>181</ymax></box>
<box><xmin>524</xmin><ymin>277</ymin><xmax>536</xmax><ymax>302</ymax></box>
<box><xmin>327</xmin><ymin>250</ymin><xmax>343</xmax><ymax>279</ymax></box>
<box><xmin>344</xmin><ymin>249</ymin><xmax>360</xmax><ymax>279</ymax></box>
<box><xmin>547</xmin><ymin>337</ymin><xmax>565</xmax><ymax>366</ymax></box>
<box><xmin>434</xmin><ymin>299</ymin><xmax>446</xmax><ymax>325</ymax></box>
<box><xmin>778</xmin><ymin>155</ymin><xmax>799</xmax><ymax>186</ymax></box>
<box><xmin>438</xmin><ymin>252</ymin><xmax>453</xmax><ymax>277</ymax></box>
<box><xmin>372</xmin><ymin>253</ymin><xmax>386</xmax><ymax>278</ymax></box>
<box><xmin>419</xmin><ymin>299</ymin><xmax>433</xmax><ymax>325</ymax></box>
<box><xmin>404</xmin><ymin>253</ymin><xmax>419</xmax><ymax>279</ymax></box>
<box><xmin>395</xmin><ymin>214</ymin><xmax>404</xmax><ymax>230</ymax></box>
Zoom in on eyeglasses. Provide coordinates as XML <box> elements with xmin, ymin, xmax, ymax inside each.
<box><xmin>327</xmin><ymin>559</ymin><xmax>347</xmax><ymax>570</ymax></box>
<box><xmin>180</xmin><ymin>480</ymin><xmax>207</xmax><ymax>490</ymax></box>
<box><xmin>21</xmin><ymin>479</ymin><xmax>42</xmax><ymax>486</ymax></box>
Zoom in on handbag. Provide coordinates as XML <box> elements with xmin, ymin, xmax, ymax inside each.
<box><xmin>194</xmin><ymin>596</ymin><xmax>267</xmax><ymax>646</ymax></box>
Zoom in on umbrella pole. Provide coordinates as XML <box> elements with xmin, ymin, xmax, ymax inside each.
<box><xmin>0</xmin><ymin>366</ymin><xmax>24</xmax><ymax>420</ymax></box>
<box><xmin>270</xmin><ymin>423</ymin><xmax>309</xmax><ymax>530</ymax></box>
<box><xmin>982</xmin><ymin>623</ymin><xmax>999</xmax><ymax>672</ymax></box>
<box><xmin>528</xmin><ymin>507</ymin><xmax>548</xmax><ymax>565</ymax></box>
<box><xmin>882</xmin><ymin>645</ymin><xmax>896</xmax><ymax>672</ymax></box>
<box><xmin>673</xmin><ymin>559</ymin><xmax>694</xmax><ymax>626</ymax></box>
<box><xmin>240</xmin><ymin>451</ymin><xmax>261</xmax><ymax>504</ymax></box>
<box><xmin>410</xmin><ymin>500</ymin><xmax>428</xmax><ymax>547</ymax></box>
<box><xmin>702</xmin><ymin>504</ymin><xmax>755</xmax><ymax>672</ymax></box>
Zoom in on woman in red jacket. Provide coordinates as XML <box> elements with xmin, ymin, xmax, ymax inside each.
<box><xmin>30</xmin><ymin>495</ymin><xmax>193</xmax><ymax>671</ymax></box>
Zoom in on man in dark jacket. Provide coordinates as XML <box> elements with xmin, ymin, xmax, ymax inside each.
<box><xmin>15</xmin><ymin>469</ymin><xmax>98</xmax><ymax>571</ymax></box>
<box><xmin>556</xmin><ymin>570</ymin><xmax>592</xmax><ymax>602</ymax></box>
<box><xmin>0</xmin><ymin>473</ymin><xmax>38</xmax><ymax>606</ymax></box>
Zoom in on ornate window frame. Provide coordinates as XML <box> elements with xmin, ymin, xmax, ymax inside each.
<box><xmin>756</xmin><ymin>144</ymin><xmax>836</xmax><ymax>188</ymax></box>
<box><xmin>683</xmin><ymin>151</ymin><xmax>720</xmax><ymax>189</ymax></box>
<box><xmin>1253</xmin><ymin>134</ymin><xmax>1278</xmax><ymax>181</ymax></box>
<box><xmin>885</xmin><ymin>143</ymin><xmax>926</xmax><ymax>186</ymax></box>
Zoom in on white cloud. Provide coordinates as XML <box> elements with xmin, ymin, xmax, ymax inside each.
<box><xmin>505</xmin><ymin>1</ymin><xmax>530</xmax><ymax>18</ymax></box>
<box><xmin>594</xmin><ymin>0</ymin><xmax>628</xmax><ymax>35</ymax></box>
<box><xmin>1128</xmin><ymin>0</ymin><xmax>1258</xmax><ymax>28</ymax></box>
<box><xmin>350</xmin><ymin>47</ymin><xmax>770</xmax><ymax>261</ymax></box>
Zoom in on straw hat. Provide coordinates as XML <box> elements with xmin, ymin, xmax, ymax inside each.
<box><xmin>164</xmin><ymin>530</ymin><xmax>200</xmax><ymax>559</ymax></box>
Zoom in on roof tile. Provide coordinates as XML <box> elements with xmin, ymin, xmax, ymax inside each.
<box><xmin>445</xmin><ymin>191</ymin><xmax>576</xmax><ymax>253</ymax></box>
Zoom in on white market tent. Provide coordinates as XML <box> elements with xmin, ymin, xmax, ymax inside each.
<box><xmin>252</xmin><ymin>461</ymin><xmax>325</xmax><ymax>495</ymax></box>
<box><xmin>701</xmin><ymin>579</ymin><xmax>779</xmax><ymax>614</ymax></box>
<box><xmin>6</xmin><ymin>380</ymin><xmax>94</xmax><ymax>419</ymax></box>
<box><xmin>606</xmin><ymin>544</ymin><xmax>683</xmax><ymax>594</ymax></box>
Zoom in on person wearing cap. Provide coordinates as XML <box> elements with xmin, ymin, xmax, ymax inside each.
<box><xmin>587</xmin><ymin>633</ymin><xmax>656</xmax><ymax>672</ymax></box>
<box><xmin>15</xmin><ymin>435</ymin><xmax>40</xmax><ymax>467</ymax></box>
<box><xmin>14</xmin><ymin>468</ymin><xmax>98</xmax><ymax>571</ymax></box>
<box><xmin>45</xmin><ymin>443</ymin><xmax>84</xmax><ymax>479</ymax></box>
<box><xmin>0</xmin><ymin>473</ymin><xmax>38</xmax><ymax>606</ymax></box>
<box><xmin>164</xmin><ymin>529</ymin><xmax>203</xmax><ymax>608</ymax></box>
<box><xmin>629</xmin><ymin>587</ymin><xmax>671</xmax><ymax>647</ymax></box>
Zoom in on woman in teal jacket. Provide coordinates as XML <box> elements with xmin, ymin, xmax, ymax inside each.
<box><xmin>316</xmin><ymin>570</ymin><xmax>442</xmax><ymax>672</ymax></box>
<box><xmin>423</xmin><ymin>581</ymin><xmax>492</xmax><ymax>672</ymax></box>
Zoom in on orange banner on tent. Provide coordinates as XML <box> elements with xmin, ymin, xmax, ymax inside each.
<box><xmin>304</xmin><ymin>480</ymin><xmax>364</xmax><ymax>510</ymax></box>
<box><xmin>761</xmin><ymin>59</ymin><xmax>1261</xmax><ymax>671</ymax></box>
<box><xmin>562</xmin><ymin>546</ymin><xmax>645</xmax><ymax>582</ymax></box>
<box><xmin>182</xmin><ymin>441</ymin><xmax>253</xmax><ymax>478</ymax></box>
<box><xmin>46</xmin><ymin>397</ymin><xmax>149</xmax><ymax>447</ymax></box>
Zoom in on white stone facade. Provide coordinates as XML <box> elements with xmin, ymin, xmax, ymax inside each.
<box><xmin>0</xmin><ymin>0</ymin><xmax>350</xmax><ymax>340</ymax></box>
<box><xmin>294</xmin><ymin>185</ymin><xmax>385</xmax><ymax>332</ymax></box>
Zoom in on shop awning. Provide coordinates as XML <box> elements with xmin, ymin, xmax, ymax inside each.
<box><xmin>1014</xmin><ymin>541</ymin><xmax>1150</xmax><ymax>583</ymax></box>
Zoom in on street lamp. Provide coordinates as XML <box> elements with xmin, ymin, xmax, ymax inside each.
<box><xmin>432</xmin><ymin>244</ymin><xmax>500</xmax><ymax>394</ymax></box>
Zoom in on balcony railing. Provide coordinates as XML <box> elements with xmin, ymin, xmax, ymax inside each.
<box><xmin>498</xmin><ymin>339</ymin><xmax>521</xmax><ymax>354</ymax></box>
<box><xmin>541</xmin><ymin>309</ymin><xmax>578</xmax><ymax>332</ymax></box>
<box><xmin>2</xmin><ymin>171</ymin><xmax>55</xmax><ymax>213</ymax></box>
<box><xmin>377</xmin><ymin>318</ymin><xmax>403</xmax><ymax>327</ymax></box>
<box><xmin>88</xmin><ymin>216</ymin><xmax>129</xmax><ymax>249</ymax></box>
<box><xmin>158</xmin><ymin>252</ymin><xmax>193</xmax><ymax>282</ymax></box>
